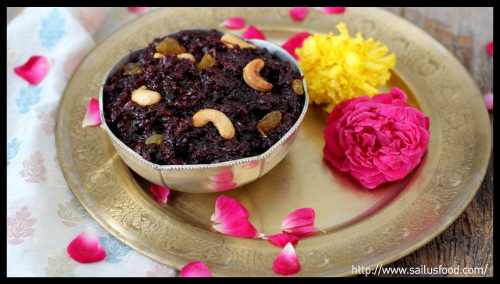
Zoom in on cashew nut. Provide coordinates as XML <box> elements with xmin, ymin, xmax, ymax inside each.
<box><xmin>153</xmin><ymin>53</ymin><xmax>164</xmax><ymax>59</ymax></box>
<box><xmin>221</xmin><ymin>34</ymin><xmax>257</xmax><ymax>49</ymax></box>
<box><xmin>243</xmin><ymin>59</ymin><xmax>273</xmax><ymax>92</ymax></box>
<box><xmin>131</xmin><ymin>86</ymin><xmax>162</xmax><ymax>106</ymax></box>
<box><xmin>177</xmin><ymin>53</ymin><xmax>196</xmax><ymax>62</ymax></box>
<box><xmin>155</xmin><ymin>53</ymin><xmax>196</xmax><ymax>62</ymax></box>
<box><xmin>192</xmin><ymin>109</ymin><xmax>235</xmax><ymax>140</ymax></box>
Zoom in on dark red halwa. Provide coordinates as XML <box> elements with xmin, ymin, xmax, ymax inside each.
<box><xmin>103</xmin><ymin>30</ymin><xmax>305</xmax><ymax>165</ymax></box>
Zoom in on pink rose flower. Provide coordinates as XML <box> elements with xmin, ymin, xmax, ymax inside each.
<box><xmin>323</xmin><ymin>87</ymin><xmax>430</xmax><ymax>189</ymax></box>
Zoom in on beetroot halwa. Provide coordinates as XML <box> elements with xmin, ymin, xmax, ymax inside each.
<box><xmin>103</xmin><ymin>30</ymin><xmax>305</xmax><ymax>165</ymax></box>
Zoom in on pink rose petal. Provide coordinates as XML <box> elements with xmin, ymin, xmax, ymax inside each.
<box><xmin>273</xmin><ymin>242</ymin><xmax>301</xmax><ymax>275</ymax></box>
<box><xmin>213</xmin><ymin>217</ymin><xmax>264</xmax><ymax>238</ymax></box>
<box><xmin>127</xmin><ymin>7</ymin><xmax>150</xmax><ymax>13</ymax></box>
<box><xmin>486</xmin><ymin>42</ymin><xmax>493</xmax><ymax>55</ymax></box>
<box><xmin>315</xmin><ymin>7</ymin><xmax>346</xmax><ymax>14</ymax></box>
<box><xmin>14</xmin><ymin>56</ymin><xmax>50</xmax><ymax>85</ymax></box>
<box><xmin>285</xmin><ymin>226</ymin><xmax>325</xmax><ymax>239</ymax></box>
<box><xmin>281</xmin><ymin>208</ymin><xmax>315</xmax><ymax>230</ymax></box>
<box><xmin>210</xmin><ymin>195</ymin><xmax>249</xmax><ymax>223</ymax></box>
<box><xmin>282</xmin><ymin>32</ymin><xmax>312</xmax><ymax>60</ymax></box>
<box><xmin>180</xmin><ymin>261</ymin><xmax>213</xmax><ymax>277</ymax></box>
<box><xmin>150</xmin><ymin>183</ymin><xmax>170</xmax><ymax>204</ymax></box>
<box><xmin>82</xmin><ymin>98</ymin><xmax>102</xmax><ymax>127</ymax></box>
<box><xmin>220</xmin><ymin>17</ymin><xmax>245</xmax><ymax>29</ymax></box>
<box><xmin>67</xmin><ymin>228</ymin><xmax>106</xmax><ymax>263</ymax></box>
<box><xmin>484</xmin><ymin>93</ymin><xmax>493</xmax><ymax>111</ymax></box>
<box><xmin>290</xmin><ymin>7</ymin><xmax>309</xmax><ymax>21</ymax></box>
<box><xmin>264</xmin><ymin>233</ymin><xmax>299</xmax><ymax>248</ymax></box>
<box><xmin>242</xmin><ymin>25</ymin><xmax>266</xmax><ymax>40</ymax></box>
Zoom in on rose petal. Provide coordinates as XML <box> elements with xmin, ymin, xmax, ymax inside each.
<box><xmin>150</xmin><ymin>183</ymin><xmax>170</xmax><ymax>204</ymax></box>
<box><xmin>213</xmin><ymin>217</ymin><xmax>264</xmax><ymax>238</ymax></box>
<box><xmin>281</xmin><ymin>208</ymin><xmax>315</xmax><ymax>230</ymax></box>
<box><xmin>242</xmin><ymin>25</ymin><xmax>266</xmax><ymax>40</ymax></box>
<box><xmin>127</xmin><ymin>7</ymin><xmax>150</xmax><ymax>13</ymax></box>
<box><xmin>14</xmin><ymin>56</ymin><xmax>50</xmax><ymax>85</ymax></box>
<box><xmin>285</xmin><ymin>226</ymin><xmax>324</xmax><ymax>239</ymax></box>
<box><xmin>282</xmin><ymin>32</ymin><xmax>312</xmax><ymax>60</ymax></box>
<box><xmin>486</xmin><ymin>42</ymin><xmax>493</xmax><ymax>55</ymax></box>
<box><xmin>180</xmin><ymin>261</ymin><xmax>213</xmax><ymax>277</ymax></box>
<box><xmin>315</xmin><ymin>7</ymin><xmax>346</xmax><ymax>14</ymax></box>
<box><xmin>82</xmin><ymin>98</ymin><xmax>102</xmax><ymax>127</ymax></box>
<box><xmin>67</xmin><ymin>228</ymin><xmax>106</xmax><ymax>263</ymax></box>
<box><xmin>220</xmin><ymin>17</ymin><xmax>245</xmax><ymax>29</ymax></box>
<box><xmin>264</xmin><ymin>233</ymin><xmax>299</xmax><ymax>248</ymax></box>
<box><xmin>484</xmin><ymin>93</ymin><xmax>493</xmax><ymax>111</ymax></box>
<box><xmin>290</xmin><ymin>7</ymin><xmax>309</xmax><ymax>21</ymax></box>
<box><xmin>210</xmin><ymin>195</ymin><xmax>249</xmax><ymax>223</ymax></box>
<box><xmin>389</xmin><ymin>87</ymin><xmax>408</xmax><ymax>102</ymax></box>
<box><xmin>273</xmin><ymin>243</ymin><xmax>301</xmax><ymax>275</ymax></box>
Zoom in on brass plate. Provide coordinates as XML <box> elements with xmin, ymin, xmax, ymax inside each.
<box><xmin>56</xmin><ymin>7</ymin><xmax>491</xmax><ymax>276</ymax></box>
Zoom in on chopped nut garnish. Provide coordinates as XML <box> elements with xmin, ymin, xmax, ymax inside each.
<box><xmin>193</xmin><ymin>109</ymin><xmax>235</xmax><ymax>140</ymax></box>
<box><xmin>221</xmin><ymin>34</ymin><xmax>257</xmax><ymax>49</ymax></box>
<box><xmin>153</xmin><ymin>53</ymin><xmax>164</xmax><ymax>59</ymax></box>
<box><xmin>131</xmin><ymin>86</ymin><xmax>162</xmax><ymax>106</ymax></box>
<box><xmin>177</xmin><ymin>53</ymin><xmax>196</xmax><ymax>62</ymax></box>
<box><xmin>243</xmin><ymin>59</ymin><xmax>273</xmax><ymax>92</ymax></box>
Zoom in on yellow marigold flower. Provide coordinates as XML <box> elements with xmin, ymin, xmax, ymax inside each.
<box><xmin>296</xmin><ymin>22</ymin><xmax>396</xmax><ymax>113</ymax></box>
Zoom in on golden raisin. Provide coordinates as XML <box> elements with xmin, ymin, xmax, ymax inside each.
<box><xmin>257</xmin><ymin>111</ymin><xmax>282</xmax><ymax>137</ymax></box>
<box><xmin>156</xmin><ymin>38</ymin><xmax>187</xmax><ymax>55</ymax></box>
<box><xmin>145</xmin><ymin>134</ymin><xmax>164</xmax><ymax>145</ymax></box>
<box><xmin>123</xmin><ymin>63</ymin><xmax>143</xmax><ymax>76</ymax></box>
<box><xmin>196</xmin><ymin>53</ymin><xmax>216</xmax><ymax>70</ymax></box>
<box><xmin>292</xmin><ymin>79</ymin><xmax>304</xmax><ymax>95</ymax></box>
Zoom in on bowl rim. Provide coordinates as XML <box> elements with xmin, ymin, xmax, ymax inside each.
<box><xmin>99</xmin><ymin>29</ymin><xmax>309</xmax><ymax>170</ymax></box>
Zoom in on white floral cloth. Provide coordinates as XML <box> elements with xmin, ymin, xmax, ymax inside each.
<box><xmin>7</xmin><ymin>7</ymin><xmax>177</xmax><ymax>277</ymax></box>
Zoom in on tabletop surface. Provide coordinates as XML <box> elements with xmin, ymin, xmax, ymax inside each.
<box><xmin>375</xmin><ymin>7</ymin><xmax>493</xmax><ymax>277</ymax></box>
<box><xmin>7</xmin><ymin>7</ymin><xmax>493</xmax><ymax>277</ymax></box>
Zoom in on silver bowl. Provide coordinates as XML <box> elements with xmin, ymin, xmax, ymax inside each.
<box><xmin>99</xmin><ymin>30</ymin><xmax>309</xmax><ymax>193</ymax></box>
